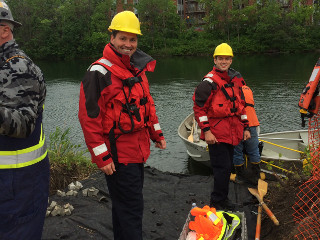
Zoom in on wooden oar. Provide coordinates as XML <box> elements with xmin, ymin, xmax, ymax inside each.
<box><xmin>248</xmin><ymin>180</ymin><xmax>279</xmax><ymax>226</ymax></box>
<box><xmin>188</xmin><ymin>117</ymin><xmax>195</xmax><ymax>142</ymax></box>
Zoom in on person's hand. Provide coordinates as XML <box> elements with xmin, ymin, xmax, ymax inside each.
<box><xmin>243</xmin><ymin>130</ymin><xmax>251</xmax><ymax>141</ymax></box>
<box><xmin>100</xmin><ymin>161</ymin><xmax>116</xmax><ymax>175</ymax></box>
<box><xmin>155</xmin><ymin>139</ymin><xmax>166</xmax><ymax>149</ymax></box>
<box><xmin>204</xmin><ymin>130</ymin><xmax>218</xmax><ymax>144</ymax></box>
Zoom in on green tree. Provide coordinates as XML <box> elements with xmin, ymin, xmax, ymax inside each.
<box><xmin>7</xmin><ymin>0</ymin><xmax>114</xmax><ymax>59</ymax></box>
<box><xmin>136</xmin><ymin>0</ymin><xmax>181</xmax><ymax>51</ymax></box>
<box><xmin>254</xmin><ymin>1</ymin><xmax>284</xmax><ymax>51</ymax></box>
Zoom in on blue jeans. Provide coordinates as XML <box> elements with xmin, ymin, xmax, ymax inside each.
<box><xmin>233</xmin><ymin>126</ymin><xmax>260</xmax><ymax>166</ymax></box>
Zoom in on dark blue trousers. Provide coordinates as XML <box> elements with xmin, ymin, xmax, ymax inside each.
<box><xmin>0</xmin><ymin>156</ymin><xmax>50</xmax><ymax>240</ymax></box>
<box><xmin>209</xmin><ymin>143</ymin><xmax>234</xmax><ymax>205</ymax></box>
<box><xmin>105</xmin><ymin>163</ymin><xmax>144</xmax><ymax>240</ymax></box>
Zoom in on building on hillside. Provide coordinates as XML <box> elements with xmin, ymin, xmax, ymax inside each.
<box><xmin>183</xmin><ymin>0</ymin><xmax>206</xmax><ymax>28</ymax></box>
<box><xmin>115</xmin><ymin>0</ymin><xmax>316</xmax><ymax>26</ymax></box>
<box><xmin>116</xmin><ymin>0</ymin><xmax>138</xmax><ymax>14</ymax></box>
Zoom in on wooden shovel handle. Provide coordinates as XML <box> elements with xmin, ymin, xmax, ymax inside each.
<box><xmin>261</xmin><ymin>202</ymin><xmax>279</xmax><ymax>225</ymax></box>
<box><xmin>255</xmin><ymin>205</ymin><xmax>262</xmax><ymax>240</ymax></box>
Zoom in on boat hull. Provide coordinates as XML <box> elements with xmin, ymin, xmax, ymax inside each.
<box><xmin>178</xmin><ymin>113</ymin><xmax>308</xmax><ymax>174</ymax></box>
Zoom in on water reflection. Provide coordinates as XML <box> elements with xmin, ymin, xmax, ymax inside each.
<box><xmin>37</xmin><ymin>53</ymin><xmax>319</xmax><ymax>174</ymax></box>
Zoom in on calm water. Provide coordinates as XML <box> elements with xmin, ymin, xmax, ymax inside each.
<box><xmin>37</xmin><ymin>53</ymin><xmax>319</xmax><ymax>174</ymax></box>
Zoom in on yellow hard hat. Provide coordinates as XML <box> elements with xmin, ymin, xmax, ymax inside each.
<box><xmin>213</xmin><ymin>43</ymin><xmax>233</xmax><ymax>58</ymax></box>
<box><xmin>108</xmin><ymin>11</ymin><xmax>142</xmax><ymax>35</ymax></box>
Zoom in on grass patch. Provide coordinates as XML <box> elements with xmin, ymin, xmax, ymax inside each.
<box><xmin>48</xmin><ymin>127</ymin><xmax>97</xmax><ymax>195</ymax></box>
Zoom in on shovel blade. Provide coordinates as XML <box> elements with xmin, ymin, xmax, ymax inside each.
<box><xmin>258</xmin><ymin>179</ymin><xmax>268</xmax><ymax>198</ymax></box>
<box><xmin>248</xmin><ymin>187</ymin><xmax>261</xmax><ymax>200</ymax></box>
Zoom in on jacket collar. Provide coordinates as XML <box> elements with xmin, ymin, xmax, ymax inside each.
<box><xmin>213</xmin><ymin>66</ymin><xmax>231</xmax><ymax>82</ymax></box>
<box><xmin>103</xmin><ymin>43</ymin><xmax>156</xmax><ymax>74</ymax></box>
<box><xmin>0</xmin><ymin>39</ymin><xmax>18</xmax><ymax>57</ymax></box>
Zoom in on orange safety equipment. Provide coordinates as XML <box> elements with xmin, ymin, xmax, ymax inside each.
<box><xmin>189</xmin><ymin>215</ymin><xmax>226</xmax><ymax>240</ymax></box>
<box><xmin>191</xmin><ymin>206</ymin><xmax>222</xmax><ymax>226</ymax></box>
<box><xmin>188</xmin><ymin>205</ymin><xmax>241</xmax><ymax>240</ymax></box>
<box><xmin>213</xmin><ymin>43</ymin><xmax>233</xmax><ymax>58</ymax></box>
<box><xmin>197</xmin><ymin>234</ymin><xmax>210</xmax><ymax>240</ymax></box>
<box><xmin>108</xmin><ymin>11</ymin><xmax>142</xmax><ymax>35</ymax></box>
<box><xmin>242</xmin><ymin>85</ymin><xmax>259</xmax><ymax>127</ymax></box>
<box><xmin>299</xmin><ymin>58</ymin><xmax>320</xmax><ymax>127</ymax></box>
<box><xmin>189</xmin><ymin>206</ymin><xmax>226</xmax><ymax>240</ymax></box>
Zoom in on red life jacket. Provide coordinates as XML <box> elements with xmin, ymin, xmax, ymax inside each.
<box><xmin>199</xmin><ymin>69</ymin><xmax>246</xmax><ymax>145</ymax></box>
<box><xmin>207</xmin><ymin>73</ymin><xmax>245</xmax><ymax>118</ymax></box>
<box><xmin>93</xmin><ymin>57</ymin><xmax>156</xmax><ymax>135</ymax></box>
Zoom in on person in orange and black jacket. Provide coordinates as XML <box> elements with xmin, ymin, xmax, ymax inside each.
<box><xmin>193</xmin><ymin>43</ymin><xmax>250</xmax><ymax>211</ymax></box>
<box><xmin>233</xmin><ymin>85</ymin><xmax>261</xmax><ymax>185</ymax></box>
<box><xmin>78</xmin><ymin>11</ymin><xmax>166</xmax><ymax>240</ymax></box>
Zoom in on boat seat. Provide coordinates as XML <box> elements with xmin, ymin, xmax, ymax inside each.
<box><xmin>299</xmin><ymin>132</ymin><xmax>308</xmax><ymax>144</ymax></box>
<box><xmin>298</xmin><ymin>132</ymin><xmax>308</xmax><ymax>151</ymax></box>
<box><xmin>261</xmin><ymin>149</ymin><xmax>283</xmax><ymax>159</ymax></box>
<box><xmin>198</xmin><ymin>139</ymin><xmax>207</xmax><ymax>147</ymax></box>
<box><xmin>298</xmin><ymin>142</ymin><xmax>307</xmax><ymax>152</ymax></box>
<box><xmin>261</xmin><ymin>149</ymin><xmax>301</xmax><ymax>161</ymax></box>
<box><xmin>184</xmin><ymin>122</ymin><xmax>192</xmax><ymax>131</ymax></box>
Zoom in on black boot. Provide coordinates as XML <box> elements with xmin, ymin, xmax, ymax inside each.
<box><xmin>234</xmin><ymin>165</ymin><xmax>246</xmax><ymax>184</ymax></box>
<box><xmin>210</xmin><ymin>198</ymin><xmax>241</xmax><ymax>211</ymax></box>
<box><xmin>251</xmin><ymin>163</ymin><xmax>261</xmax><ymax>183</ymax></box>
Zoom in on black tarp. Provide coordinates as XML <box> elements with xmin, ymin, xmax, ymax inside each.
<box><xmin>42</xmin><ymin>167</ymin><xmax>258</xmax><ymax>240</ymax></box>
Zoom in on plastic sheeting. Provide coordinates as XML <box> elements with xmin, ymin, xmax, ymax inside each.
<box><xmin>42</xmin><ymin>167</ymin><xmax>258</xmax><ymax>240</ymax></box>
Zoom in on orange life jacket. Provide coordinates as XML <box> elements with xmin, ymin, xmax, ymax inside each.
<box><xmin>189</xmin><ymin>206</ymin><xmax>225</xmax><ymax>240</ymax></box>
<box><xmin>242</xmin><ymin>85</ymin><xmax>259</xmax><ymax>127</ymax></box>
<box><xmin>189</xmin><ymin>205</ymin><xmax>241</xmax><ymax>240</ymax></box>
<box><xmin>92</xmin><ymin>57</ymin><xmax>155</xmax><ymax>135</ymax></box>
<box><xmin>299</xmin><ymin>58</ymin><xmax>320</xmax><ymax>126</ymax></box>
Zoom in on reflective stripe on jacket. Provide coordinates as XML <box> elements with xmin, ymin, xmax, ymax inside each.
<box><xmin>0</xmin><ymin>113</ymin><xmax>47</xmax><ymax>169</ymax></box>
<box><xmin>0</xmin><ymin>40</ymin><xmax>47</xmax><ymax>169</ymax></box>
<box><xmin>242</xmin><ymin>85</ymin><xmax>259</xmax><ymax>127</ymax></box>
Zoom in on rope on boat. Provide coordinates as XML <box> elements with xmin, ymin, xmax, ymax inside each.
<box><xmin>258</xmin><ymin>139</ymin><xmax>310</xmax><ymax>173</ymax></box>
<box><xmin>259</xmin><ymin>139</ymin><xmax>304</xmax><ymax>154</ymax></box>
<box><xmin>260</xmin><ymin>160</ymin><xmax>294</xmax><ymax>174</ymax></box>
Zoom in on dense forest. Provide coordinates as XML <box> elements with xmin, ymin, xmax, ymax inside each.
<box><xmin>7</xmin><ymin>0</ymin><xmax>320</xmax><ymax>60</ymax></box>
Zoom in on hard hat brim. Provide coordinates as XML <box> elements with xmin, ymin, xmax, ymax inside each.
<box><xmin>108</xmin><ymin>28</ymin><xmax>142</xmax><ymax>35</ymax></box>
<box><xmin>2</xmin><ymin>19</ymin><xmax>22</xmax><ymax>27</ymax></box>
<box><xmin>12</xmin><ymin>20</ymin><xmax>22</xmax><ymax>27</ymax></box>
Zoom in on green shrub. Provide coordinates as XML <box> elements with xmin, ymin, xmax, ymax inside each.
<box><xmin>48</xmin><ymin>127</ymin><xmax>97</xmax><ymax>194</ymax></box>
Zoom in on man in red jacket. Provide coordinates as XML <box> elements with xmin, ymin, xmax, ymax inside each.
<box><xmin>78</xmin><ymin>11</ymin><xmax>166</xmax><ymax>240</ymax></box>
<box><xmin>193</xmin><ymin>43</ymin><xmax>250</xmax><ymax>210</ymax></box>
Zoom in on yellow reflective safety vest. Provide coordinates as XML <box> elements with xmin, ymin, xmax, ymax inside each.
<box><xmin>218</xmin><ymin>211</ymin><xmax>241</xmax><ymax>240</ymax></box>
<box><xmin>0</xmin><ymin>113</ymin><xmax>47</xmax><ymax>169</ymax></box>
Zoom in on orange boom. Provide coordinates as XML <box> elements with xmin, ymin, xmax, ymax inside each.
<box><xmin>298</xmin><ymin>58</ymin><xmax>320</xmax><ymax>127</ymax></box>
